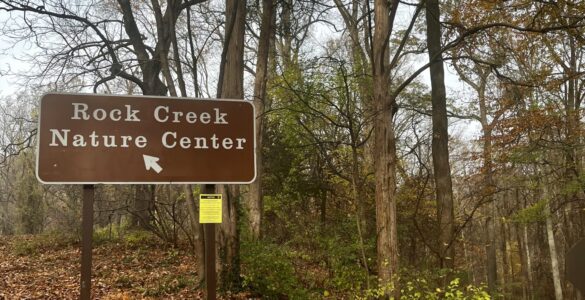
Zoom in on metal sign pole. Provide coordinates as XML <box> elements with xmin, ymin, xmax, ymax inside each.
<box><xmin>80</xmin><ymin>184</ymin><xmax>94</xmax><ymax>300</ymax></box>
<box><xmin>204</xmin><ymin>184</ymin><xmax>217</xmax><ymax>300</ymax></box>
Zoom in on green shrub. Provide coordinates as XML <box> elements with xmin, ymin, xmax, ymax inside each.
<box><xmin>316</xmin><ymin>232</ymin><xmax>373</xmax><ymax>293</ymax></box>
<box><xmin>241</xmin><ymin>240</ymin><xmax>309</xmax><ymax>299</ymax></box>
<box><xmin>160</xmin><ymin>248</ymin><xmax>181</xmax><ymax>266</ymax></box>
<box><xmin>93</xmin><ymin>222</ymin><xmax>128</xmax><ymax>245</ymax></box>
<box><xmin>11</xmin><ymin>239</ymin><xmax>37</xmax><ymax>256</ymax></box>
<box><xmin>356</xmin><ymin>277</ymin><xmax>490</xmax><ymax>300</ymax></box>
<box><xmin>93</xmin><ymin>227</ymin><xmax>114</xmax><ymax>245</ymax></box>
<box><xmin>10</xmin><ymin>232</ymin><xmax>77</xmax><ymax>256</ymax></box>
<box><xmin>123</xmin><ymin>230</ymin><xmax>157</xmax><ymax>248</ymax></box>
<box><xmin>114</xmin><ymin>275</ymin><xmax>134</xmax><ymax>288</ymax></box>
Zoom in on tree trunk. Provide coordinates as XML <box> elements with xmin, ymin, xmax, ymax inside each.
<box><xmin>130</xmin><ymin>185</ymin><xmax>153</xmax><ymax>230</ymax></box>
<box><xmin>515</xmin><ymin>223</ymin><xmax>527</xmax><ymax>299</ymax></box>
<box><xmin>247</xmin><ymin>0</ymin><xmax>274</xmax><ymax>241</ymax></box>
<box><xmin>500</xmin><ymin>209</ymin><xmax>512</xmax><ymax>296</ymax></box>
<box><xmin>215</xmin><ymin>0</ymin><xmax>246</xmax><ymax>291</ymax></box>
<box><xmin>279</xmin><ymin>0</ymin><xmax>294</xmax><ymax>68</ymax></box>
<box><xmin>351</xmin><ymin>144</ymin><xmax>371</xmax><ymax>289</ymax></box>
<box><xmin>118</xmin><ymin>0</ymin><xmax>181</xmax><ymax>232</ymax></box>
<box><xmin>372</xmin><ymin>0</ymin><xmax>399</xmax><ymax>296</ymax></box>
<box><xmin>217</xmin><ymin>184</ymin><xmax>241</xmax><ymax>291</ymax></box>
<box><xmin>523</xmin><ymin>224</ymin><xmax>534</xmax><ymax>299</ymax></box>
<box><xmin>425</xmin><ymin>0</ymin><xmax>455</xmax><ymax>270</ymax></box>
<box><xmin>544</xmin><ymin>186</ymin><xmax>563</xmax><ymax>300</ymax></box>
<box><xmin>486</xmin><ymin>211</ymin><xmax>498</xmax><ymax>294</ymax></box>
<box><xmin>184</xmin><ymin>185</ymin><xmax>206</xmax><ymax>286</ymax></box>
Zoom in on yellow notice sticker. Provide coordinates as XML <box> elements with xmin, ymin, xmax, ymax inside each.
<box><xmin>199</xmin><ymin>194</ymin><xmax>222</xmax><ymax>223</ymax></box>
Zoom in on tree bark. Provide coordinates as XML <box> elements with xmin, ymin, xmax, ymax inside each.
<box><xmin>118</xmin><ymin>0</ymin><xmax>187</xmax><ymax>231</ymax></box>
<box><xmin>247</xmin><ymin>0</ymin><xmax>274</xmax><ymax>241</ymax></box>
<box><xmin>217</xmin><ymin>184</ymin><xmax>241</xmax><ymax>291</ymax></box>
<box><xmin>184</xmin><ymin>185</ymin><xmax>206</xmax><ymax>286</ymax></box>
<box><xmin>372</xmin><ymin>0</ymin><xmax>400</xmax><ymax>295</ymax></box>
<box><xmin>544</xmin><ymin>186</ymin><xmax>563</xmax><ymax>300</ymax></box>
<box><xmin>523</xmin><ymin>224</ymin><xmax>534</xmax><ymax>299</ymax></box>
<box><xmin>215</xmin><ymin>0</ymin><xmax>246</xmax><ymax>291</ymax></box>
<box><xmin>486</xmin><ymin>211</ymin><xmax>498</xmax><ymax>294</ymax></box>
<box><xmin>425</xmin><ymin>0</ymin><xmax>455</xmax><ymax>270</ymax></box>
<box><xmin>130</xmin><ymin>185</ymin><xmax>153</xmax><ymax>230</ymax></box>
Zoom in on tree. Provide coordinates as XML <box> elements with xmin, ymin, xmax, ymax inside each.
<box><xmin>425</xmin><ymin>0</ymin><xmax>456</xmax><ymax>270</ymax></box>
<box><xmin>372</xmin><ymin>0</ymin><xmax>400</xmax><ymax>294</ymax></box>
<box><xmin>215</xmin><ymin>0</ymin><xmax>246</xmax><ymax>291</ymax></box>
<box><xmin>247</xmin><ymin>0</ymin><xmax>275</xmax><ymax>241</ymax></box>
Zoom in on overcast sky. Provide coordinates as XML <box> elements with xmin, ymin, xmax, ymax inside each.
<box><xmin>0</xmin><ymin>4</ymin><xmax>479</xmax><ymax>138</ymax></box>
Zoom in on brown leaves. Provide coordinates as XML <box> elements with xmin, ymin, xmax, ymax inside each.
<box><xmin>0</xmin><ymin>235</ymin><xmax>207</xmax><ymax>299</ymax></box>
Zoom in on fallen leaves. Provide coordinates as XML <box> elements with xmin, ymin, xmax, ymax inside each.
<box><xmin>0</xmin><ymin>235</ymin><xmax>205</xmax><ymax>299</ymax></box>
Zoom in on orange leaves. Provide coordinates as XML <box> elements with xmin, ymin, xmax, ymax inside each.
<box><xmin>489</xmin><ymin>105</ymin><xmax>565</xmax><ymax>164</ymax></box>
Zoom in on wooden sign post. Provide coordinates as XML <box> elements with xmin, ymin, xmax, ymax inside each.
<box><xmin>36</xmin><ymin>93</ymin><xmax>255</xmax><ymax>299</ymax></box>
<box><xmin>201</xmin><ymin>185</ymin><xmax>219</xmax><ymax>300</ymax></box>
<box><xmin>80</xmin><ymin>185</ymin><xmax>94</xmax><ymax>300</ymax></box>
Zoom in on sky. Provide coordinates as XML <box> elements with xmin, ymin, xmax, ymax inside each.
<box><xmin>0</xmin><ymin>12</ymin><xmax>28</xmax><ymax>98</ymax></box>
<box><xmin>0</xmin><ymin>38</ymin><xmax>16</xmax><ymax>97</ymax></box>
<box><xmin>0</xmin><ymin>2</ymin><xmax>480</xmax><ymax>138</ymax></box>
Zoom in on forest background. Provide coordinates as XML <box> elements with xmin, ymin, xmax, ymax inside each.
<box><xmin>0</xmin><ymin>0</ymin><xmax>584</xmax><ymax>299</ymax></box>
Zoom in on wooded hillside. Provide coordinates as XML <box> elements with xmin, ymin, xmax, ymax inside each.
<box><xmin>0</xmin><ymin>0</ymin><xmax>584</xmax><ymax>298</ymax></box>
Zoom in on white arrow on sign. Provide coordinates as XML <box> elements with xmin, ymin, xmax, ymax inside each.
<box><xmin>143</xmin><ymin>155</ymin><xmax>163</xmax><ymax>174</ymax></box>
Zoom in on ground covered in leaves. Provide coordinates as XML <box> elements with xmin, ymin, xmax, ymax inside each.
<box><xmin>0</xmin><ymin>233</ymin><xmax>219</xmax><ymax>299</ymax></box>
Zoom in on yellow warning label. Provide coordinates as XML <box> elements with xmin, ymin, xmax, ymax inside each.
<box><xmin>199</xmin><ymin>194</ymin><xmax>222</xmax><ymax>223</ymax></box>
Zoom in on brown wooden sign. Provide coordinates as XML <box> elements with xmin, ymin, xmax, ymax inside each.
<box><xmin>567</xmin><ymin>238</ymin><xmax>585</xmax><ymax>294</ymax></box>
<box><xmin>36</xmin><ymin>93</ymin><xmax>255</xmax><ymax>184</ymax></box>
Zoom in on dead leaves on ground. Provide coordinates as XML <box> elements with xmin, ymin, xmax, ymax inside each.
<box><xmin>0</xmin><ymin>235</ymin><xmax>206</xmax><ymax>299</ymax></box>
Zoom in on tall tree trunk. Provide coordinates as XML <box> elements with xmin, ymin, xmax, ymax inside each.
<box><xmin>425</xmin><ymin>0</ymin><xmax>455</xmax><ymax>270</ymax></box>
<box><xmin>523</xmin><ymin>224</ymin><xmax>534</xmax><ymax>300</ymax></box>
<box><xmin>351</xmin><ymin>143</ymin><xmax>371</xmax><ymax>289</ymax></box>
<box><xmin>495</xmin><ymin>194</ymin><xmax>504</xmax><ymax>289</ymax></box>
<box><xmin>184</xmin><ymin>185</ymin><xmax>206</xmax><ymax>286</ymax></box>
<box><xmin>565</xmin><ymin>34</ymin><xmax>580</xmax><ymax>182</ymax></box>
<box><xmin>372</xmin><ymin>0</ymin><xmax>399</xmax><ymax>296</ymax></box>
<box><xmin>247</xmin><ymin>0</ymin><xmax>274</xmax><ymax>241</ymax></box>
<box><xmin>500</xmin><ymin>207</ymin><xmax>512</xmax><ymax>296</ymax></box>
<box><xmin>217</xmin><ymin>185</ymin><xmax>241</xmax><ymax>291</ymax></box>
<box><xmin>515</xmin><ymin>223</ymin><xmax>527</xmax><ymax>300</ymax></box>
<box><xmin>215</xmin><ymin>0</ymin><xmax>246</xmax><ymax>291</ymax></box>
<box><xmin>563</xmin><ymin>36</ymin><xmax>580</xmax><ymax>259</ymax></box>
<box><xmin>279</xmin><ymin>0</ymin><xmax>294</xmax><ymax>68</ymax></box>
<box><xmin>118</xmin><ymin>0</ymin><xmax>180</xmax><ymax>232</ymax></box>
<box><xmin>544</xmin><ymin>186</ymin><xmax>563</xmax><ymax>300</ymax></box>
<box><xmin>486</xmin><ymin>210</ymin><xmax>498</xmax><ymax>294</ymax></box>
<box><xmin>480</xmin><ymin>110</ymin><xmax>499</xmax><ymax>295</ymax></box>
<box><xmin>186</xmin><ymin>5</ymin><xmax>201</xmax><ymax>97</ymax></box>
<box><xmin>170</xmin><ymin>11</ymin><xmax>187</xmax><ymax>98</ymax></box>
